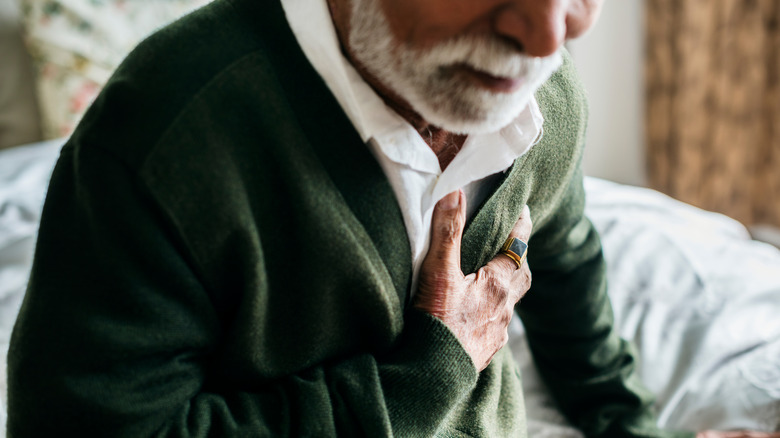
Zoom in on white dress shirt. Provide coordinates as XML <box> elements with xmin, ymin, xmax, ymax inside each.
<box><xmin>280</xmin><ymin>0</ymin><xmax>544</xmax><ymax>290</ymax></box>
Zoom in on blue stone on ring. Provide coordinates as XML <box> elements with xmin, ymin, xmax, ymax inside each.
<box><xmin>500</xmin><ymin>237</ymin><xmax>528</xmax><ymax>269</ymax></box>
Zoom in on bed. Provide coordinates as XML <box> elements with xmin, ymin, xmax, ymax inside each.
<box><xmin>1</xmin><ymin>138</ymin><xmax>779</xmax><ymax>435</ymax></box>
<box><xmin>1</xmin><ymin>0</ymin><xmax>779</xmax><ymax>434</ymax></box>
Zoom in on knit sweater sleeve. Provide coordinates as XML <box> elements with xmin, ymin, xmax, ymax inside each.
<box><xmin>516</xmin><ymin>168</ymin><xmax>695</xmax><ymax>438</ymax></box>
<box><xmin>6</xmin><ymin>145</ymin><xmax>478</xmax><ymax>438</ymax></box>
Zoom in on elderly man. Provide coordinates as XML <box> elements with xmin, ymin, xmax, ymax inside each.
<box><xmin>7</xmin><ymin>0</ymin><xmax>778</xmax><ymax>437</ymax></box>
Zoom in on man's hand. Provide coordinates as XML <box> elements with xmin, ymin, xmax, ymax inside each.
<box><xmin>414</xmin><ymin>190</ymin><xmax>533</xmax><ymax>371</ymax></box>
<box><xmin>697</xmin><ymin>432</ymin><xmax>780</xmax><ymax>438</ymax></box>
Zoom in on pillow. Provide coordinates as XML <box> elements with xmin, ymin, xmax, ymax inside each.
<box><xmin>21</xmin><ymin>0</ymin><xmax>211</xmax><ymax>139</ymax></box>
<box><xmin>0</xmin><ymin>0</ymin><xmax>41</xmax><ymax>149</ymax></box>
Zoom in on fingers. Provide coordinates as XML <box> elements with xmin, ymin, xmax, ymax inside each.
<box><xmin>512</xmin><ymin>205</ymin><xmax>533</xmax><ymax>243</ymax></box>
<box><xmin>415</xmin><ymin>190</ymin><xmax>467</xmax><ymax>317</ymax></box>
<box><xmin>473</xmin><ymin>205</ymin><xmax>533</xmax><ymax>305</ymax></box>
<box><xmin>415</xmin><ymin>199</ymin><xmax>532</xmax><ymax>372</ymax></box>
<box><xmin>486</xmin><ymin>205</ymin><xmax>533</xmax><ymax>276</ymax></box>
<box><xmin>422</xmin><ymin>190</ymin><xmax>467</xmax><ymax>275</ymax></box>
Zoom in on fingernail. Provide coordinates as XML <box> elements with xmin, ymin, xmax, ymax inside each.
<box><xmin>438</xmin><ymin>190</ymin><xmax>461</xmax><ymax>211</ymax></box>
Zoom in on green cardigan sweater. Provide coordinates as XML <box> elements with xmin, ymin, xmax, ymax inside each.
<box><xmin>7</xmin><ymin>0</ymin><xmax>694</xmax><ymax>437</ymax></box>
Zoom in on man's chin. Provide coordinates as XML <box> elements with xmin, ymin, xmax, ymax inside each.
<box><xmin>411</xmin><ymin>91</ymin><xmax>533</xmax><ymax>135</ymax></box>
<box><xmin>410</xmin><ymin>53</ymin><xmax>562</xmax><ymax>134</ymax></box>
<box><xmin>431</xmin><ymin>112</ymin><xmax>522</xmax><ymax>135</ymax></box>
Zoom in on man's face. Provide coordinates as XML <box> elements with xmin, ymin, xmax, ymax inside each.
<box><xmin>345</xmin><ymin>0</ymin><xmax>604</xmax><ymax>134</ymax></box>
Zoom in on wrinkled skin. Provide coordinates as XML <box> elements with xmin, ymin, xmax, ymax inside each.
<box><xmin>414</xmin><ymin>191</ymin><xmax>532</xmax><ymax>371</ymax></box>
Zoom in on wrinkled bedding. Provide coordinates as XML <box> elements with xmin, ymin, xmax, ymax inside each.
<box><xmin>1</xmin><ymin>140</ymin><xmax>778</xmax><ymax>435</ymax></box>
<box><xmin>0</xmin><ymin>139</ymin><xmax>62</xmax><ymax>433</ymax></box>
<box><xmin>513</xmin><ymin>178</ymin><xmax>780</xmax><ymax>436</ymax></box>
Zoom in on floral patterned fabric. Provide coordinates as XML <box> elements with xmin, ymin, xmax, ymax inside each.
<box><xmin>22</xmin><ymin>0</ymin><xmax>211</xmax><ymax>139</ymax></box>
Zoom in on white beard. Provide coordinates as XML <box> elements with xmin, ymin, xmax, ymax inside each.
<box><xmin>348</xmin><ymin>0</ymin><xmax>563</xmax><ymax>134</ymax></box>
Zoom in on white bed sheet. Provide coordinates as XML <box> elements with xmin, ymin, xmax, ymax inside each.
<box><xmin>510</xmin><ymin>178</ymin><xmax>780</xmax><ymax>436</ymax></box>
<box><xmin>584</xmin><ymin>178</ymin><xmax>780</xmax><ymax>431</ymax></box>
<box><xmin>0</xmin><ymin>138</ymin><xmax>63</xmax><ymax>433</ymax></box>
<box><xmin>1</xmin><ymin>139</ymin><xmax>778</xmax><ymax>435</ymax></box>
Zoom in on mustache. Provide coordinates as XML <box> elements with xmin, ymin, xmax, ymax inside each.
<box><xmin>400</xmin><ymin>34</ymin><xmax>561</xmax><ymax>79</ymax></box>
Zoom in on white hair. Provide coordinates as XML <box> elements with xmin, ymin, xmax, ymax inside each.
<box><xmin>348</xmin><ymin>0</ymin><xmax>563</xmax><ymax>134</ymax></box>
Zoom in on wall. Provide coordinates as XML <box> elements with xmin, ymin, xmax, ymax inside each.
<box><xmin>568</xmin><ymin>1</ymin><xmax>646</xmax><ymax>187</ymax></box>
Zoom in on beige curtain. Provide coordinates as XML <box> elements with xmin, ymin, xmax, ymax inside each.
<box><xmin>646</xmin><ymin>0</ymin><xmax>780</xmax><ymax>227</ymax></box>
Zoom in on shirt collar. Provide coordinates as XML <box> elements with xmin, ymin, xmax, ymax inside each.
<box><xmin>280</xmin><ymin>0</ymin><xmax>544</xmax><ymax>176</ymax></box>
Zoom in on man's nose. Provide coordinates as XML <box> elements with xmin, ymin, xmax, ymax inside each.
<box><xmin>492</xmin><ymin>0</ymin><xmax>568</xmax><ymax>58</ymax></box>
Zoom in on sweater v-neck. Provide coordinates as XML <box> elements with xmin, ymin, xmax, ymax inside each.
<box><xmin>255</xmin><ymin>0</ymin><xmax>537</xmax><ymax>300</ymax></box>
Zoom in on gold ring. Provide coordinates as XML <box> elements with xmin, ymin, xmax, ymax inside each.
<box><xmin>500</xmin><ymin>237</ymin><xmax>528</xmax><ymax>269</ymax></box>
